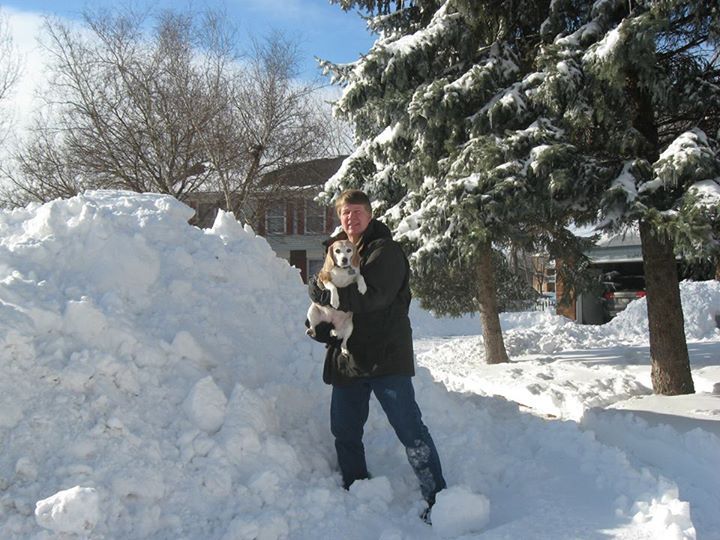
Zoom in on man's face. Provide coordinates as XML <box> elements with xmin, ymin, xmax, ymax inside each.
<box><xmin>340</xmin><ymin>203</ymin><xmax>372</xmax><ymax>239</ymax></box>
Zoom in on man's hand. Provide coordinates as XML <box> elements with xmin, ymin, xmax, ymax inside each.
<box><xmin>305</xmin><ymin>320</ymin><xmax>341</xmax><ymax>346</ymax></box>
<box><xmin>308</xmin><ymin>275</ymin><xmax>331</xmax><ymax>306</ymax></box>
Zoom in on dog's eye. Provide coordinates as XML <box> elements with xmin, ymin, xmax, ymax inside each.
<box><xmin>334</xmin><ymin>248</ymin><xmax>341</xmax><ymax>253</ymax></box>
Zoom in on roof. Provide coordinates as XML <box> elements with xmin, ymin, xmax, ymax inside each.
<box><xmin>259</xmin><ymin>156</ymin><xmax>348</xmax><ymax>188</ymax></box>
<box><xmin>586</xmin><ymin>244</ymin><xmax>643</xmax><ymax>263</ymax></box>
<box><xmin>594</xmin><ymin>227</ymin><xmax>641</xmax><ymax>248</ymax></box>
<box><xmin>585</xmin><ymin>227</ymin><xmax>642</xmax><ymax>263</ymax></box>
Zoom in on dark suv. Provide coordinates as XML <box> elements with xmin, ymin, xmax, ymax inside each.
<box><xmin>601</xmin><ymin>271</ymin><xmax>646</xmax><ymax>320</ymax></box>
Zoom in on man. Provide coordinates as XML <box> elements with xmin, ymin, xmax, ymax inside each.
<box><xmin>307</xmin><ymin>189</ymin><xmax>446</xmax><ymax>522</ymax></box>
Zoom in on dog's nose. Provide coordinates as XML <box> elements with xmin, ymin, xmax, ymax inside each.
<box><xmin>341</xmin><ymin>257</ymin><xmax>348</xmax><ymax>265</ymax></box>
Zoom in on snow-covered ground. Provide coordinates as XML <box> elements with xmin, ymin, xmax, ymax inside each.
<box><xmin>0</xmin><ymin>191</ymin><xmax>717</xmax><ymax>539</ymax></box>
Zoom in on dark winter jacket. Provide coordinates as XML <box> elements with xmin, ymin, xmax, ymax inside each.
<box><xmin>319</xmin><ymin>219</ymin><xmax>415</xmax><ymax>385</ymax></box>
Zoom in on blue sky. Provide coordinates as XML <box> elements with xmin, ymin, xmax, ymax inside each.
<box><xmin>2</xmin><ymin>0</ymin><xmax>377</xmax><ymax>81</ymax></box>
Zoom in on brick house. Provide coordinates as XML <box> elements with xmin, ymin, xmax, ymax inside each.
<box><xmin>186</xmin><ymin>156</ymin><xmax>346</xmax><ymax>283</ymax></box>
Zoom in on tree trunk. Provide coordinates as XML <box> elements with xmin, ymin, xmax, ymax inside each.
<box><xmin>477</xmin><ymin>240</ymin><xmax>510</xmax><ymax>364</ymax></box>
<box><xmin>639</xmin><ymin>220</ymin><xmax>694</xmax><ymax>395</ymax></box>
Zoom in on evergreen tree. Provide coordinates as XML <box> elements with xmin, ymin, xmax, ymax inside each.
<box><xmin>536</xmin><ymin>0</ymin><xmax>720</xmax><ymax>394</ymax></box>
<box><xmin>323</xmin><ymin>0</ymin><xmax>591</xmax><ymax>364</ymax></box>
<box><xmin>412</xmin><ymin>248</ymin><xmax>539</xmax><ymax>317</ymax></box>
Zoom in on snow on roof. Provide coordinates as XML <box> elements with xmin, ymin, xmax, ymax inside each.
<box><xmin>259</xmin><ymin>155</ymin><xmax>348</xmax><ymax>188</ymax></box>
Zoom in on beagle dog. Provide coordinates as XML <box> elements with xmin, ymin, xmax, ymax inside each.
<box><xmin>306</xmin><ymin>239</ymin><xmax>367</xmax><ymax>355</ymax></box>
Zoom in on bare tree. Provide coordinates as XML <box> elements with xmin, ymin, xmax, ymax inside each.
<box><xmin>0</xmin><ymin>9</ymin><xmax>20</xmax><ymax>143</ymax></box>
<box><xmin>0</xmin><ymin>113</ymin><xmax>87</xmax><ymax>205</ymax></box>
<box><xmin>314</xmin><ymin>94</ymin><xmax>354</xmax><ymax>158</ymax></box>
<box><xmin>199</xmin><ymin>32</ymin><xmax>332</xmax><ymax>225</ymax></box>
<box><xmin>4</xmin><ymin>8</ymin><xmax>231</xmax><ymax>205</ymax></box>
<box><xmin>4</xmin><ymin>7</ymin><xmax>347</xmax><ymax>217</ymax></box>
<box><xmin>61</xmin><ymin>9</ymin><xmax>218</xmax><ymax>196</ymax></box>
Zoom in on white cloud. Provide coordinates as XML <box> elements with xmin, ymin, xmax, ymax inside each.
<box><xmin>0</xmin><ymin>2</ymin><xmax>362</xmax><ymax>155</ymax></box>
<box><xmin>2</xmin><ymin>8</ymin><xmax>52</xmax><ymax>137</ymax></box>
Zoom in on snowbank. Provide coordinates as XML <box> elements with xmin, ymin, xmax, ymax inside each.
<box><xmin>414</xmin><ymin>278</ymin><xmax>720</xmax><ymax>353</ymax></box>
<box><xmin>499</xmin><ymin>280</ymin><xmax>720</xmax><ymax>356</ymax></box>
<box><xmin>0</xmin><ymin>191</ymin><xmax>714</xmax><ymax>539</ymax></box>
<box><xmin>0</xmin><ymin>191</ymin><xmax>328</xmax><ymax>539</ymax></box>
<box><xmin>409</xmin><ymin>302</ymin><xmax>481</xmax><ymax>337</ymax></box>
<box><xmin>418</xmin><ymin>280</ymin><xmax>720</xmax><ymax>420</ymax></box>
<box><xmin>612</xmin><ymin>280</ymin><xmax>720</xmax><ymax>341</ymax></box>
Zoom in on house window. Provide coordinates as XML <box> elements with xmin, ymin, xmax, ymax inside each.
<box><xmin>305</xmin><ymin>200</ymin><xmax>325</xmax><ymax>234</ymax></box>
<box><xmin>266</xmin><ymin>202</ymin><xmax>286</xmax><ymax>235</ymax></box>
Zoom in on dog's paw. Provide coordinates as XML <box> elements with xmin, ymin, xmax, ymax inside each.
<box><xmin>341</xmin><ymin>347</ymin><xmax>350</xmax><ymax>357</ymax></box>
<box><xmin>357</xmin><ymin>279</ymin><xmax>367</xmax><ymax>295</ymax></box>
<box><xmin>330</xmin><ymin>295</ymin><xmax>340</xmax><ymax>309</ymax></box>
<box><xmin>306</xmin><ymin>328</ymin><xmax>315</xmax><ymax>337</ymax></box>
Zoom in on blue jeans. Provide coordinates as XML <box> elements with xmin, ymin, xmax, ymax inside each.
<box><xmin>330</xmin><ymin>375</ymin><xmax>446</xmax><ymax>504</ymax></box>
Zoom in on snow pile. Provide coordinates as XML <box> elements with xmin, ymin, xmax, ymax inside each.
<box><xmin>583</xmin><ymin>408</ymin><xmax>718</xmax><ymax>538</ymax></box>
<box><xmin>35</xmin><ymin>486</ymin><xmax>99</xmax><ymax>534</ymax></box>
<box><xmin>431</xmin><ymin>486</ymin><xmax>489</xmax><ymax>537</ymax></box>
<box><xmin>499</xmin><ymin>279</ymin><xmax>720</xmax><ymax>356</ymax></box>
<box><xmin>411</xmin><ymin>303</ymin><xmax>559</xmax><ymax>339</ymax></box>
<box><xmin>409</xmin><ymin>302</ymin><xmax>481</xmax><ymax>337</ymax></box>
<box><xmin>418</xmin><ymin>280</ymin><xmax>720</xmax><ymax>421</ymax></box>
<box><xmin>629</xmin><ymin>491</ymin><xmax>695</xmax><ymax>540</ymax></box>
<box><xmin>612</xmin><ymin>280</ymin><xmax>720</xmax><ymax>341</ymax></box>
<box><xmin>0</xmin><ymin>191</ymin><xmax>713</xmax><ymax>539</ymax></box>
<box><xmin>0</xmin><ymin>191</ymin><xmax>327</xmax><ymax>539</ymax></box>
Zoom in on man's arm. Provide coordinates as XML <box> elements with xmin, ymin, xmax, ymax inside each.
<box><xmin>308</xmin><ymin>275</ymin><xmax>331</xmax><ymax>306</ymax></box>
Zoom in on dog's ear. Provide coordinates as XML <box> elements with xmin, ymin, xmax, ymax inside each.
<box><xmin>351</xmin><ymin>244</ymin><xmax>361</xmax><ymax>268</ymax></box>
<box><xmin>320</xmin><ymin>244</ymin><xmax>336</xmax><ymax>280</ymax></box>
